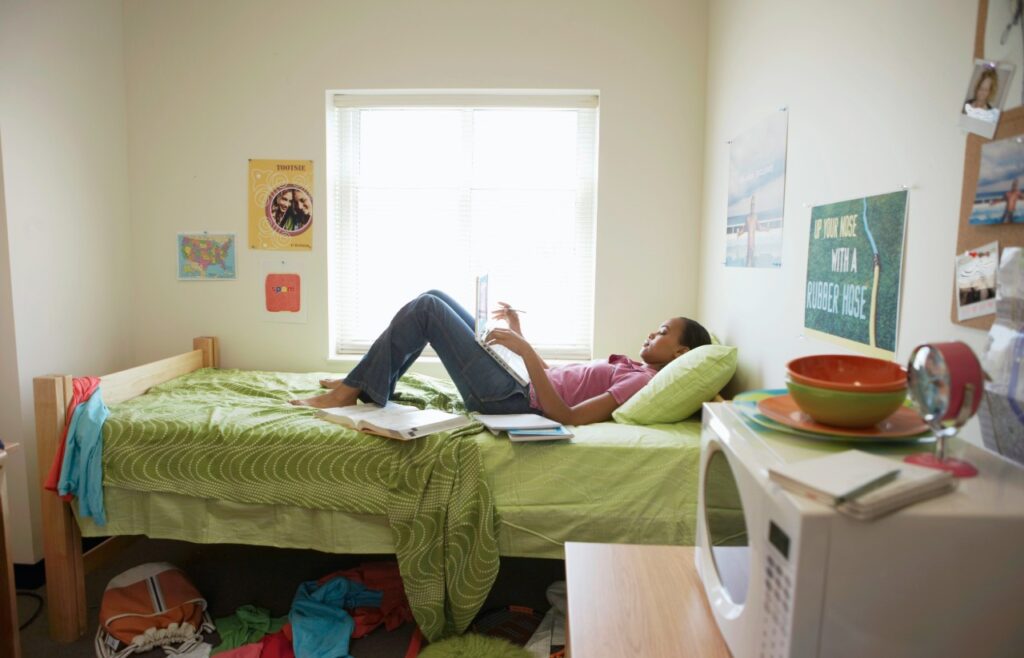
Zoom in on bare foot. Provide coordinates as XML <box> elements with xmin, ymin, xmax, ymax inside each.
<box><xmin>291</xmin><ymin>383</ymin><xmax>360</xmax><ymax>408</ymax></box>
<box><xmin>290</xmin><ymin>389</ymin><xmax>344</xmax><ymax>408</ymax></box>
<box><xmin>319</xmin><ymin>378</ymin><xmax>343</xmax><ymax>389</ymax></box>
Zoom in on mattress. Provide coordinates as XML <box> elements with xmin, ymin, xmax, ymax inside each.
<box><xmin>80</xmin><ymin>416</ymin><xmax>704</xmax><ymax>557</ymax></box>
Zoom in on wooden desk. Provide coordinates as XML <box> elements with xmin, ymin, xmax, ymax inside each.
<box><xmin>565</xmin><ymin>543</ymin><xmax>730</xmax><ymax>658</ymax></box>
<box><xmin>0</xmin><ymin>447</ymin><xmax>22</xmax><ymax>658</ymax></box>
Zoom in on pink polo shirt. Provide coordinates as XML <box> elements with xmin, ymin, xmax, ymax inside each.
<box><xmin>529</xmin><ymin>354</ymin><xmax>657</xmax><ymax>410</ymax></box>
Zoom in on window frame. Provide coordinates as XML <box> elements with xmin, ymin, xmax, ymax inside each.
<box><xmin>325</xmin><ymin>89</ymin><xmax>600</xmax><ymax>360</ymax></box>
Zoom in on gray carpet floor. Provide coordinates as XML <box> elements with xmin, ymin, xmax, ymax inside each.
<box><xmin>17</xmin><ymin>538</ymin><xmax>565</xmax><ymax>657</ymax></box>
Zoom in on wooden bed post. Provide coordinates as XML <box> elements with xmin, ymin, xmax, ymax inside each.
<box><xmin>31</xmin><ymin>339</ymin><xmax>219</xmax><ymax>642</ymax></box>
<box><xmin>33</xmin><ymin>374</ymin><xmax>87</xmax><ymax>642</ymax></box>
<box><xmin>193</xmin><ymin>336</ymin><xmax>219</xmax><ymax>369</ymax></box>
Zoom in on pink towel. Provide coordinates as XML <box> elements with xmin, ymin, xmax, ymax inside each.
<box><xmin>44</xmin><ymin>376</ymin><xmax>100</xmax><ymax>499</ymax></box>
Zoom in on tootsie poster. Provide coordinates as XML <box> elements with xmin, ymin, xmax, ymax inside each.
<box><xmin>248</xmin><ymin>159</ymin><xmax>313</xmax><ymax>250</ymax></box>
<box><xmin>804</xmin><ymin>190</ymin><xmax>908</xmax><ymax>358</ymax></box>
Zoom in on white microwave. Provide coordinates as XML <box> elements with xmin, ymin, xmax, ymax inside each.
<box><xmin>696</xmin><ymin>402</ymin><xmax>1024</xmax><ymax>658</ymax></box>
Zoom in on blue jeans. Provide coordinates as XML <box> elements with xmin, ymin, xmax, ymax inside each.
<box><xmin>343</xmin><ymin>290</ymin><xmax>534</xmax><ymax>414</ymax></box>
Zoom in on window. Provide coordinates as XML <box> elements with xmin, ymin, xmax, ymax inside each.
<box><xmin>328</xmin><ymin>91</ymin><xmax>599</xmax><ymax>359</ymax></box>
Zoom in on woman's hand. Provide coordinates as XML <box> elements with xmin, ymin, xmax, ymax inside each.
<box><xmin>491</xmin><ymin>302</ymin><xmax>522</xmax><ymax>335</ymax></box>
<box><xmin>484</xmin><ymin>327</ymin><xmax>532</xmax><ymax>357</ymax></box>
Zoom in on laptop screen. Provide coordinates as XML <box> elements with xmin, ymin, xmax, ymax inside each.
<box><xmin>474</xmin><ymin>274</ymin><xmax>489</xmax><ymax>338</ymax></box>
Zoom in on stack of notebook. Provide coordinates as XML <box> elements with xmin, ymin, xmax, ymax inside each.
<box><xmin>768</xmin><ymin>450</ymin><xmax>957</xmax><ymax>521</ymax></box>
<box><xmin>472</xmin><ymin>413</ymin><xmax>573</xmax><ymax>442</ymax></box>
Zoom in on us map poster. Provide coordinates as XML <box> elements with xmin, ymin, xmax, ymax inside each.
<box><xmin>177</xmin><ymin>233</ymin><xmax>236</xmax><ymax>280</ymax></box>
<box><xmin>804</xmin><ymin>191</ymin><xmax>908</xmax><ymax>358</ymax></box>
<box><xmin>248</xmin><ymin>159</ymin><xmax>313</xmax><ymax>250</ymax></box>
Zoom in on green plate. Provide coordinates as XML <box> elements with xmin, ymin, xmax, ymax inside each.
<box><xmin>733</xmin><ymin>389</ymin><xmax>931</xmax><ymax>444</ymax></box>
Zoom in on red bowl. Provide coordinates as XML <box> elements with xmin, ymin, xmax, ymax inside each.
<box><xmin>786</xmin><ymin>354</ymin><xmax>907</xmax><ymax>393</ymax></box>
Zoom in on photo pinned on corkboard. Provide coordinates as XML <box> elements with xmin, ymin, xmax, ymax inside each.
<box><xmin>959</xmin><ymin>59</ymin><xmax>1015</xmax><ymax>139</ymax></box>
<box><xmin>249</xmin><ymin>159</ymin><xmax>313</xmax><ymax>250</ymax></box>
<box><xmin>955</xmin><ymin>241</ymin><xmax>999</xmax><ymax>321</ymax></box>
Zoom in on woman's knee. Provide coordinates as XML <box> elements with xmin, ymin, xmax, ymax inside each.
<box><xmin>409</xmin><ymin>291</ymin><xmax>447</xmax><ymax>316</ymax></box>
<box><xmin>414</xmin><ymin>291</ymin><xmax>443</xmax><ymax>308</ymax></box>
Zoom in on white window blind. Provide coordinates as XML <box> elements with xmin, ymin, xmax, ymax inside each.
<box><xmin>328</xmin><ymin>91</ymin><xmax>599</xmax><ymax>360</ymax></box>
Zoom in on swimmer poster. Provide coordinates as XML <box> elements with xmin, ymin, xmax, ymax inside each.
<box><xmin>804</xmin><ymin>190</ymin><xmax>908</xmax><ymax>358</ymax></box>
<box><xmin>248</xmin><ymin>159</ymin><xmax>313</xmax><ymax>250</ymax></box>
<box><xmin>725</xmin><ymin>109</ymin><xmax>788</xmax><ymax>268</ymax></box>
<box><xmin>969</xmin><ymin>136</ymin><xmax>1024</xmax><ymax>225</ymax></box>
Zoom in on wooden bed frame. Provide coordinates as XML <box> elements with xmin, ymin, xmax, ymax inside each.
<box><xmin>33</xmin><ymin>337</ymin><xmax>219</xmax><ymax>642</ymax></box>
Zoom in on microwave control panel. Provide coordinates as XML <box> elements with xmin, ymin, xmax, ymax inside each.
<box><xmin>760</xmin><ymin>521</ymin><xmax>794</xmax><ymax>658</ymax></box>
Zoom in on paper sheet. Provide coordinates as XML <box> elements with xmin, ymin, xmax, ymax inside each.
<box><xmin>978</xmin><ymin>247</ymin><xmax>1024</xmax><ymax>465</ymax></box>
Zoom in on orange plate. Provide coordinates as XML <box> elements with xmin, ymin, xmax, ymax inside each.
<box><xmin>757</xmin><ymin>394</ymin><xmax>929</xmax><ymax>439</ymax></box>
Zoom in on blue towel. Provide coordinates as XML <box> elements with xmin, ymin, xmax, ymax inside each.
<box><xmin>57</xmin><ymin>388</ymin><xmax>109</xmax><ymax>525</ymax></box>
<box><xmin>290</xmin><ymin>576</ymin><xmax>383</xmax><ymax>658</ymax></box>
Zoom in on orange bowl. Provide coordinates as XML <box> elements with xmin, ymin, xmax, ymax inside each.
<box><xmin>786</xmin><ymin>354</ymin><xmax>907</xmax><ymax>393</ymax></box>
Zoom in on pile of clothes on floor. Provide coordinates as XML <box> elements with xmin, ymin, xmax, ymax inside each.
<box><xmin>95</xmin><ymin>561</ymin><xmax>416</xmax><ymax>658</ymax></box>
<box><xmin>95</xmin><ymin>558</ymin><xmax>569</xmax><ymax>658</ymax></box>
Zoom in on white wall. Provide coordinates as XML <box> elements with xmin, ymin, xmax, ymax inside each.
<box><xmin>697</xmin><ymin>0</ymin><xmax>989</xmax><ymax>439</ymax></box>
<box><xmin>0</xmin><ymin>0</ymin><xmax>133</xmax><ymax>562</ymax></box>
<box><xmin>122</xmin><ymin>0</ymin><xmax>709</xmax><ymax>373</ymax></box>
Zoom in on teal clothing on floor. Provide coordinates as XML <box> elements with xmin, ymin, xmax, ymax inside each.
<box><xmin>212</xmin><ymin>605</ymin><xmax>287</xmax><ymax>654</ymax></box>
<box><xmin>57</xmin><ymin>389</ymin><xmax>109</xmax><ymax>525</ymax></box>
<box><xmin>290</xmin><ymin>576</ymin><xmax>382</xmax><ymax>658</ymax></box>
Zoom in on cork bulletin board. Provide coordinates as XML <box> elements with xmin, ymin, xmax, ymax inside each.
<box><xmin>954</xmin><ymin>0</ymin><xmax>1024</xmax><ymax>329</ymax></box>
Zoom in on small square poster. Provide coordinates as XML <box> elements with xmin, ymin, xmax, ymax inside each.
<box><xmin>259</xmin><ymin>257</ymin><xmax>307</xmax><ymax>323</ymax></box>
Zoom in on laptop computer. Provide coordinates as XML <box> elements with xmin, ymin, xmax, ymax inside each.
<box><xmin>475</xmin><ymin>274</ymin><xmax>531</xmax><ymax>386</ymax></box>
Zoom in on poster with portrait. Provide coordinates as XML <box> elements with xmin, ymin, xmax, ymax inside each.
<box><xmin>177</xmin><ymin>232</ymin><xmax>236</xmax><ymax>280</ymax></box>
<box><xmin>804</xmin><ymin>190</ymin><xmax>908</xmax><ymax>358</ymax></box>
<box><xmin>970</xmin><ymin>136</ymin><xmax>1024</xmax><ymax>224</ymax></box>
<box><xmin>248</xmin><ymin>159</ymin><xmax>313</xmax><ymax>250</ymax></box>
<box><xmin>725</xmin><ymin>110</ymin><xmax>788</xmax><ymax>268</ymax></box>
<box><xmin>956</xmin><ymin>241</ymin><xmax>999</xmax><ymax>321</ymax></box>
<box><xmin>959</xmin><ymin>59</ymin><xmax>1014</xmax><ymax>139</ymax></box>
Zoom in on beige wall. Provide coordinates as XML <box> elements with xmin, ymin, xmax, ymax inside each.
<box><xmin>697</xmin><ymin>1</ymin><xmax>988</xmax><ymax>440</ymax></box>
<box><xmin>0</xmin><ymin>0</ymin><xmax>133</xmax><ymax>562</ymax></box>
<box><xmin>122</xmin><ymin>0</ymin><xmax>708</xmax><ymax>373</ymax></box>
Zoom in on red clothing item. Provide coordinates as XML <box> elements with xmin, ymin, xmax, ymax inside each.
<box><xmin>259</xmin><ymin>627</ymin><xmax>295</xmax><ymax>658</ymax></box>
<box><xmin>44</xmin><ymin>376</ymin><xmax>100</xmax><ymax>497</ymax></box>
<box><xmin>316</xmin><ymin>561</ymin><xmax>413</xmax><ymax>637</ymax></box>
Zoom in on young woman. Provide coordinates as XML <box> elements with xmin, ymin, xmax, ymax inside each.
<box><xmin>963</xmin><ymin>67</ymin><xmax>1001</xmax><ymax>123</ymax></box>
<box><xmin>292</xmin><ymin>290</ymin><xmax>712</xmax><ymax>425</ymax></box>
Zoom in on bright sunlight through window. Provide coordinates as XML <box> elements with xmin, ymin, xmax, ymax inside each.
<box><xmin>328</xmin><ymin>91</ymin><xmax>599</xmax><ymax>359</ymax></box>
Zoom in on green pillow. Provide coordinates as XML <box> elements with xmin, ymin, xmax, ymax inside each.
<box><xmin>612</xmin><ymin>344</ymin><xmax>737</xmax><ymax>425</ymax></box>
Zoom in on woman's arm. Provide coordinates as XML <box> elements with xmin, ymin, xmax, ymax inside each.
<box><xmin>492</xmin><ymin>303</ymin><xmax>548</xmax><ymax>369</ymax></box>
<box><xmin>485</xmin><ymin>328</ymin><xmax>618</xmax><ymax>425</ymax></box>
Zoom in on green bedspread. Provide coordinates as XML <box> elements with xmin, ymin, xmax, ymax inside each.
<box><xmin>102</xmin><ymin>368</ymin><xmax>492</xmax><ymax>640</ymax></box>
<box><xmin>97</xmin><ymin>368</ymin><xmax>709</xmax><ymax>640</ymax></box>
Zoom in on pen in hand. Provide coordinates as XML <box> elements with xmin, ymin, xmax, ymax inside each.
<box><xmin>492</xmin><ymin>303</ymin><xmax>527</xmax><ymax>315</ymax></box>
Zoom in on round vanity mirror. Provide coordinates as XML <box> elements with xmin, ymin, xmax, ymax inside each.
<box><xmin>704</xmin><ymin>448</ymin><xmax>750</xmax><ymax>605</ymax></box>
<box><xmin>907</xmin><ymin>344</ymin><xmax>950</xmax><ymax>421</ymax></box>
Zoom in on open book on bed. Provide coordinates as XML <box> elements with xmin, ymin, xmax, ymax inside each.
<box><xmin>315</xmin><ymin>402</ymin><xmax>472</xmax><ymax>440</ymax></box>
